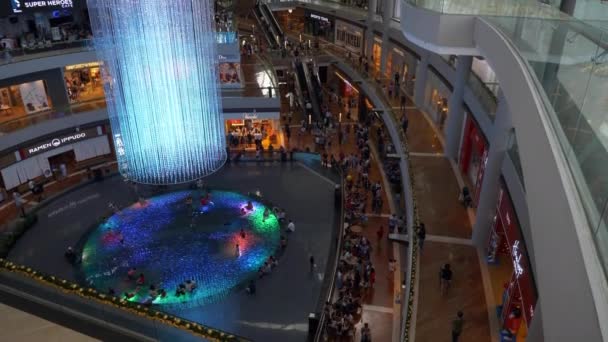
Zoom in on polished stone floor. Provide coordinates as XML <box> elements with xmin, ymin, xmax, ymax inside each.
<box><xmin>415</xmin><ymin>242</ymin><xmax>491</xmax><ymax>342</ymax></box>
<box><xmin>7</xmin><ymin>162</ymin><xmax>338</xmax><ymax>342</ymax></box>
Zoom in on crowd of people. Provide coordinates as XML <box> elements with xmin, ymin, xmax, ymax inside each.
<box><xmin>324</xmin><ymin>190</ymin><xmax>377</xmax><ymax>340</ymax></box>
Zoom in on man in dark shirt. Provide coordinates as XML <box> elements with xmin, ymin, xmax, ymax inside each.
<box><xmin>440</xmin><ymin>263</ymin><xmax>453</xmax><ymax>294</ymax></box>
<box><xmin>452</xmin><ymin>311</ymin><xmax>464</xmax><ymax>341</ymax></box>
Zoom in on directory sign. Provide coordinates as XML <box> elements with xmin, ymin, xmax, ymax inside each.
<box><xmin>11</xmin><ymin>0</ymin><xmax>74</xmax><ymax>14</ymax></box>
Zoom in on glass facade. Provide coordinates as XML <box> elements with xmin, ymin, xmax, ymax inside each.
<box><xmin>407</xmin><ymin>0</ymin><xmax>608</xmax><ymax>275</ymax></box>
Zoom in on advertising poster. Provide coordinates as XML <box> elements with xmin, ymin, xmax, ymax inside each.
<box><xmin>219</xmin><ymin>63</ymin><xmax>241</xmax><ymax>85</ymax></box>
<box><xmin>19</xmin><ymin>80</ymin><xmax>50</xmax><ymax>114</ymax></box>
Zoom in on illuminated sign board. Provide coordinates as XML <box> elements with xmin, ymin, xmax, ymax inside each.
<box><xmin>25</xmin><ymin>132</ymin><xmax>88</xmax><ymax>156</ymax></box>
<box><xmin>511</xmin><ymin>240</ymin><xmax>524</xmax><ymax>278</ymax></box>
<box><xmin>309</xmin><ymin>13</ymin><xmax>330</xmax><ymax>23</ymax></box>
<box><xmin>65</xmin><ymin>62</ymin><xmax>103</xmax><ymax>71</ymax></box>
<box><xmin>114</xmin><ymin>134</ymin><xmax>125</xmax><ymax>157</ymax></box>
<box><xmin>12</xmin><ymin>0</ymin><xmax>74</xmax><ymax>14</ymax></box>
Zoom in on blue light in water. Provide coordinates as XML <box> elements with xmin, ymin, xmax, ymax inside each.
<box><xmin>87</xmin><ymin>0</ymin><xmax>226</xmax><ymax>184</ymax></box>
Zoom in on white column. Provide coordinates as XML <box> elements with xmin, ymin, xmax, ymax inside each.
<box><xmin>445</xmin><ymin>56</ymin><xmax>473</xmax><ymax>160</ymax></box>
<box><xmin>380</xmin><ymin>0</ymin><xmax>394</xmax><ymax>74</ymax></box>
<box><xmin>365</xmin><ymin>0</ymin><xmax>378</xmax><ymax>59</ymax></box>
<box><xmin>472</xmin><ymin>93</ymin><xmax>513</xmax><ymax>247</ymax></box>
<box><xmin>413</xmin><ymin>51</ymin><xmax>429</xmax><ymax>106</ymax></box>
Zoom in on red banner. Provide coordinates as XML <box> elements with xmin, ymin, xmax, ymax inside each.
<box><xmin>496</xmin><ymin>184</ymin><xmax>537</xmax><ymax>326</ymax></box>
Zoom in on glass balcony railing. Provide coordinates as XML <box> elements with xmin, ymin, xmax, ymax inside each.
<box><xmin>406</xmin><ymin>0</ymin><xmax>608</xmax><ymax>275</ymax></box>
<box><xmin>0</xmin><ymin>31</ymin><xmax>237</xmax><ymax>66</ymax></box>
<box><xmin>0</xmin><ymin>39</ymin><xmax>94</xmax><ymax>66</ymax></box>
<box><xmin>406</xmin><ymin>0</ymin><xmax>568</xmax><ymax>17</ymax></box>
<box><xmin>0</xmin><ymin>98</ymin><xmax>107</xmax><ymax>135</ymax></box>
<box><xmin>467</xmin><ymin>73</ymin><xmax>498</xmax><ymax>121</ymax></box>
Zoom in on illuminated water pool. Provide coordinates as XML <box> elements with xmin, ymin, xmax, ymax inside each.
<box><xmin>79</xmin><ymin>190</ymin><xmax>280</xmax><ymax>307</ymax></box>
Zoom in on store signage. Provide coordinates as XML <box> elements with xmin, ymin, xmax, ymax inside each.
<box><xmin>12</xmin><ymin>0</ymin><xmax>74</xmax><ymax>14</ymax></box>
<box><xmin>496</xmin><ymin>183</ymin><xmax>537</xmax><ymax>326</ymax></box>
<box><xmin>310</xmin><ymin>14</ymin><xmax>330</xmax><ymax>23</ymax></box>
<box><xmin>26</xmin><ymin>132</ymin><xmax>87</xmax><ymax>156</ymax></box>
<box><xmin>114</xmin><ymin>134</ymin><xmax>126</xmax><ymax>157</ymax></box>
<box><xmin>512</xmin><ymin>240</ymin><xmax>524</xmax><ymax>278</ymax></box>
<box><xmin>65</xmin><ymin>62</ymin><xmax>102</xmax><ymax>71</ymax></box>
<box><xmin>244</xmin><ymin>113</ymin><xmax>258</xmax><ymax>120</ymax></box>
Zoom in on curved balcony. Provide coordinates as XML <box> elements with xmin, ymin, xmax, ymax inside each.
<box><xmin>402</xmin><ymin>0</ymin><xmax>608</xmax><ymax>340</ymax></box>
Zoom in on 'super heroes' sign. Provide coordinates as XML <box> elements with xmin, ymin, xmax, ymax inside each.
<box><xmin>12</xmin><ymin>0</ymin><xmax>74</xmax><ymax>14</ymax></box>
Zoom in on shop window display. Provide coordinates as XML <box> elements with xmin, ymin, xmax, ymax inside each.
<box><xmin>459</xmin><ymin>115</ymin><xmax>488</xmax><ymax>205</ymax></box>
<box><xmin>305</xmin><ymin>12</ymin><xmax>334</xmax><ymax>42</ymax></box>
<box><xmin>486</xmin><ymin>182</ymin><xmax>537</xmax><ymax>341</ymax></box>
<box><xmin>225</xmin><ymin>118</ymin><xmax>279</xmax><ymax>149</ymax></box>
<box><xmin>0</xmin><ymin>80</ymin><xmax>53</xmax><ymax>122</ymax></box>
<box><xmin>372</xmin><ymin>40</ymin><xmax>382</xmax><ymax>76</ymax></box>
<box><xmin>335</xmin><ymin>21</ymin><xmax>363</xmax><ymax>54</ymax></box>
<box><xmin>423</xmin><ymin>69</ymin><xmax>451</xmax><ymax>133</ymax></box>
<box><xmin>64</xmin><ymin>63</ymin><xmax>106</xmax><ymax>104</ymax></box>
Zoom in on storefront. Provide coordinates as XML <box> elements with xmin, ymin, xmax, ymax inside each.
<box><xmin>371</xmin><ymin>36</ymin><xmax>382</xmax><ymax>75</ymax></box>
<box><xmin>423</xmin><ymin>67</ymin><xmax>451</xmax><ymax>133</ymax></box>
<box><xmin>224</xmin><ymin>112</ymin><xmax>281</xmax><ymax>149</ymax></box>
<box><xmin>459</xmin><ymin>114</ymin><xmax>488</xmax><ymax>205</ymax></box>
<box><xmin>486</xmin><ymin>181</ymin><xmax>537</xmax><ymax>340</ymax></box>
<box><xmin>1</xmin><ymin>126</ymin><xmax>112</xmax><ymax>190</ymax></box>
<box><xmin>331</xmin><ymin>71</ymin><xmax>360</xmax><ymax>121</ymax></box>
<box><xmin>64</xmin><ymin>62</ymin><xmax>106</xmax><ymax>104</ymax></box>
<box><xmin>386</xmin><ymin>43</ymin><xmax>419</xmax><ymax>95</ymax></box>
<box><xmin>334</xmin><ymin>20</ymin><xmax>364</xmax><ymax>55</ymax></box>
<box><xmin>304</xmin><ymin>11</ymin><xmax>334</xmax><ymax>41</ymax></box>
<box><xmin>0</xmin><ymin>80</ymin><xmax>53</xmax><ymax>119</ymax></box>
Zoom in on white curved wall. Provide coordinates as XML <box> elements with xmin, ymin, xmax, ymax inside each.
<box><xmin>398</xmin><ymin>1</ymin><xmax>607</xmax><ymax>339</ymax></box>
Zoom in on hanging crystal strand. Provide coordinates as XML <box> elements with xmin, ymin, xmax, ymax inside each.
<box><xmin>87</xmin><ymin>0</ymin><xmax>226</xmax><ymax>185</ymax></box>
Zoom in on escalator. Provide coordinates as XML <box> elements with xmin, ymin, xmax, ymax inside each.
<box><xmin>260</xmin><ymin>2</ymin><xmax>283</xmax><ymax>42</ymax></box>
<box><xmin>252</xmin><ymin>2</ymin><xmax>277</xmax><ymax>48</ymax></box>
<box><xmin>292</xmin><ymin>58</ymin><xmax>325</xmax><ymax>125</ymax></box>
<box><xmin>303</xmin><ymin>61</ymin><xmax>323</xmax><ymax>122</ymax></box>
<box><xmin>253</xmin><ymin>1</ymin><xmax>282</xmax><ymax>48</ymax></box>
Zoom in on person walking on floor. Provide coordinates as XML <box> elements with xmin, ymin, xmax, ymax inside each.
<box><xmin>439</xmin><ymin>263</ymin><xmax>453</xmax><ymax>295</ymax></box>
<box><xmin>417</xmin><ymin>223</ymin><xmax>426</xmax><ymax>251</ymax></box>
<box><xmin>361</xmin><ymin>322</ymin><xmax>372</xmax><ymax>342</ymax></box>
<box><xmin>309</xmin><ymin>255</ymin><xmax>315</xmax><ymax>273</ymax></box>
<box><xmin>376</xmin><ymin>225</ymin><xmax>384</xmax><ymax>247</ymax></box>
<box><xmin>451</xmin><ymin>311</ymin><xmax>464</xmax><ymax>342</ymax></box>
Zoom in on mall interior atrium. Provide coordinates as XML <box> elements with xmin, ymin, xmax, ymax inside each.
<box><xmin>0</xmin><ymin>0</ymin><xmax>607</xmax><ymax>341</ymax></box>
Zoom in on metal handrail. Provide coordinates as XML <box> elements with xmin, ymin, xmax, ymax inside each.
<box><xmin>297</xmin><ymin>40</ymin><xmax>420</xmax><ymax>342</ymax></box>
<box><xmin>313</xmin><ymin>166</ymin><xmax>345</xmax><ymax>342</ymax></box>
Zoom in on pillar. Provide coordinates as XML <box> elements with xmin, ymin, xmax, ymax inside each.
<box><xmin>380</xmin><ymin>0</ymin><xmax>394</xmax><ymax>74</ymax></box>
<box><xmin>47</xmin><ymin>68</ymin><xmax>71</xmax><ymax>110</ymax></box>
<box><xmin>472</xmin><ymin>93</ymin><xmax>513</xmax><ymax>247</ymax></box>
<box><xmin>413</xmin><ymin>51</ymin><xmax>429</xmax><ymax>107</ymax></box>
<box><xmin>559</xmin><ymin>0</ymin><xmax>577</xmax><ymax>15</ymax></box>
<box><xmin>444</xmin><ymin>55</ymin><xmax>473</xmax><ymax>160</ymax></box>
<box><xmin>365</xmin><ymin>0</ymin><xmax>378</xmax><ymax>59</ymax></box>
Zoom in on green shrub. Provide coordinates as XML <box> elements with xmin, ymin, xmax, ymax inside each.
<box><xmin>0</xmin><ymin>214</ymin><xmax>38</xmax><ymax>256</ymax></box>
